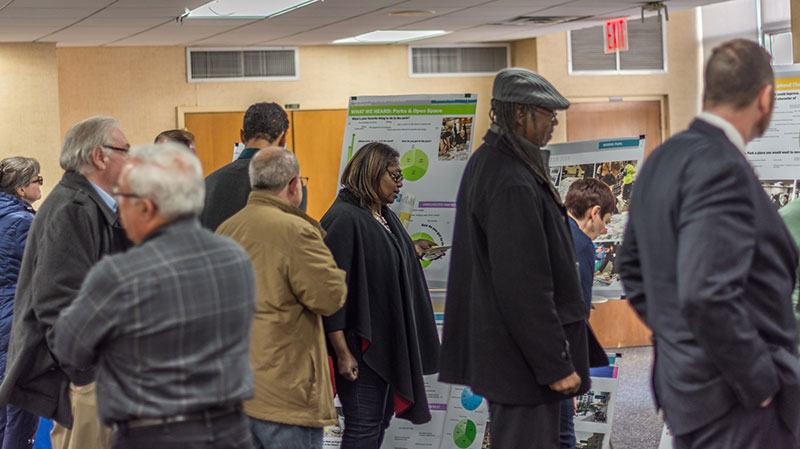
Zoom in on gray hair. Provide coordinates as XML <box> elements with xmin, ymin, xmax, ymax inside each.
<box><xmin>126</xmin><ymin>143</ymin><xmax>205</xmax><ymax>220</ymax></box>
<box><xmin>0</xmin><ymin>157</ymin><xmax>40</xmax><ymax>196</ymax></box>
<box><xmin>249</xmin><ymin>148</ymin><xmax>299</xmax><ymax>191</ymax></box>
<box><xmin>60</xmin><ymin>116</ymin><xmax>120</xmax><ymax>174</ymax></box>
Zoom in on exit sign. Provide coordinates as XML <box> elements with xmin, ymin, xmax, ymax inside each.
<box><xmin>604</xmin><ymin>18</ymin><xmax>628</xmax><ymax>54</ymax></box>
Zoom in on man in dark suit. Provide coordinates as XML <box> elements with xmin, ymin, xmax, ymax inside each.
<box><xmin>200</xmin><ymin>102</ymin><xmax>290</xmax><ymax>231</ymax></box>
<box><xmin>618</xmin><ymin>39</ymin><xmax>800</xmax><ymax>449</ymax></box>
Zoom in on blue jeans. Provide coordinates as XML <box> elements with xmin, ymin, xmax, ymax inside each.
<box><xmin>249</xmin><ymin>417</ymin><xmax>322</xmax><ymax>449</ymax></box>
<box><xmin>0</xmin><ymin>403</ymin><xmax>38</xmax><ymax>449</ymax></box>
<box><xmin>559</xmin><ymin>399</ymin><xmax>576</xmax><ymax>449</ymax></box>
<box><xmin>335</xmin><ymin>344</ymin><xmax>394</xmax><ymax>449</ymax></box>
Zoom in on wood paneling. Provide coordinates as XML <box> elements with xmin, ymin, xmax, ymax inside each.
<box><xmin>291</xmin><ymin>109</ymin><xmax>347</xmax><ymax>221</ymax></box>
<box><xmin>589</xmin><ymin>300</ymin><xmax>652</xmax><ymax>348</ymax></box>
<box><xmin>566</xmin><ymin>100</ymin><xmax>662</xmax><ymax>160</ymax></box>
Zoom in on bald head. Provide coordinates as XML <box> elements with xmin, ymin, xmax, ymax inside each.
<box><xmin>249</xmin><ymin>147</ymin><xmax>299</xmax><ymax>190</ymax></box>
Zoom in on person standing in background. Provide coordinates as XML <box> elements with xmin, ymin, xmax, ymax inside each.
<box><xmin>0</xmin><ymin>157</ymin><xmax>43</xmax><ymax>449</ymax></box>
<box><xmin>201</xmin><ymin>102</ymin><xmax>290</xmax><ymax>231</ymax></box>
<box><xmin>559</xmin><ymin>178</ymin><xmax>616</xmax><ymax>448</ymax></box>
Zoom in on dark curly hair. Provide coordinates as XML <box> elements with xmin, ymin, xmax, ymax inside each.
<box><xmin>242</xmin><ymin>102</ymin><xmax>290</xmax><ymax>143</ymax></box>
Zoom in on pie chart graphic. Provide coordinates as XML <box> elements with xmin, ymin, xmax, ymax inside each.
<box><xmin>400</xmin><ymin>148</ymin><xmax>429</xmax><ymax>181</ymax></box>
<box><xmin>453</xmin><ymin>419</ymin><xmax>477</xmax><ymax>448</ymax></box>
<box><xmin>460</xmin><ymin>387</ymin><xmax>483</xmax><ymax>411</ymax></box>
<box><xmin>411</xmin><ymin>232</ymin><xmax>435</xmax><ymax>269</ymax></box>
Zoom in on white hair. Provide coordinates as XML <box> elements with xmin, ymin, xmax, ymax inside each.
<box><xmin>60</xmin><ymin>116</ymin><xmax>120</xmax><ymax>174</ymax></box>
<box><xmin>126</xmin><ymin>143</ymin><xmax>205</xmax><ymax>220</ymax></box>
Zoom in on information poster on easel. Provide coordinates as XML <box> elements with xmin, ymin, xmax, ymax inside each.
<box><xmin>574</xmin><ymin>353</ymin><xmax>622</xmax><ymax>449</ymax></box>
<box><xmin>746</xmin><ymin>64</ymin><xmax>800</xmax><ymax>208</ymax></box>
<box><xmin>336</xmin><ymin>94</ymin><xmax>478</xmax><ymax>290</ymax></box>
<box><xmin>545</xmin><ymin>136</ymin><xmax>646</xmax><ymax>299</ymax></box>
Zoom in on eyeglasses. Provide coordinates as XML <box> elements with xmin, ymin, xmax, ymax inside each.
<box><xmin>30</xmin><ymin>176</ymin><xmax>43</xmax><ymax>185</ymax></box>
<box><xmin>299</xmin><ymin>176</ymin><xmax>309</xmax><ymax>187</ymax></box>
<box><xmin>104</xmin><ymin>145</ymin><xmax>130</xmax><ymax>154</ymax></box>
<box><xmin>387</xmin><ymin>170</ymin><xmax>404</xmax><ymax>183</ymax></box>
<box><xmin>111</xmin><ymin>186</ymin><xmax>142</xmax><ymax>199</ymax></box>
<box><xmin>537</xmin><ymin>107</ymin><xmax>557</xmax><ymax>122</ymax></box>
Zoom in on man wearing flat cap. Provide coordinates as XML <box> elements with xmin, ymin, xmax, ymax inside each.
<box><xmin>439</xmin><ymin>68</ymin><xmax>607</xmax><ymax>448</ymax></box>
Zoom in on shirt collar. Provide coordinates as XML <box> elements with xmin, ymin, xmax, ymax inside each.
<box><xmin>88</xmin><ymin>181</ymin><xmax>117</xmax><ymax>212</ymax></box>
<box><xmin>696</xmin><ymin>112</ymin><xmax>746</xmax><ymax>154</ymax></box>
<box><xmin>237</xmin><ymin>147</ymin><xmax>260</xmax><ymax>160</ymax></box>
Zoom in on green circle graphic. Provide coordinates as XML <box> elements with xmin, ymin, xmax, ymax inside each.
<box><xmin>453</xmin><ymin>419</ymin><xmax>477</xmax><ymax>449</ymax></box>
<box><xmin>411</xmin><ymin>232</ymin><xmax>435</xmax><ymax>269</ymax></box>
<box><xmin>400</xmin><ymin>149</ymin><xmax>429</xmax><ymax>182</ymax></box>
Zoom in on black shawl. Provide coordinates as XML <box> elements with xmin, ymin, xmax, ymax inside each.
<box><xmin>321</xmin><ymin>188</ymin><xmax>440</xmax><ymax>424</ymax></box>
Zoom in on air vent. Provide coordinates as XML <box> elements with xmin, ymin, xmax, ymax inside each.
<box><xmin>497</xmin><ymin>15</ymin><xmax>590</xmax><ymax>26</ymax></box>
<box><xmin>568</xmin><ymin>15</ymin><xmax>665</xmax><ymax>74</ymax></box>
<box><xmin>410</xmin><ymin>44</ymin><xmax>509</xmax><ymax>77</ymax></box>
<box><xmin>187</xmin><ymin>48</ymin><xmax>299</xmax><ymax>82</ymax></box>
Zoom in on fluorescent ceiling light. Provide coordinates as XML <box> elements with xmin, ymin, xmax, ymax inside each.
<box><xmin>333</xmin><ymin>30</ymin><xmax>448</xmax><ymax>44</ymax></box>
<box><xmin>187</xmin><ymin>0</ymin><xmax>321</xmax><ymax>19</ymax></box>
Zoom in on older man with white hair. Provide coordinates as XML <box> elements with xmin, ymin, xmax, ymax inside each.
<box><xmin>52</xmin><ymin>143</ymin><xmax>257</xmax><ymax>449</ymax></box>
<box><xmin>0</xmin><ymin>116</ymin><xmax>132</xmax><ymax>449</ymax></box>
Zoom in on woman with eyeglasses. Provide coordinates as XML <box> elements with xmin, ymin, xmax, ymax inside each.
<box><xmin>0</xmin><ymin>157</ymin><xmax>42</xmax><ymax>449</ymax></box>
<box><xmin>320</xmin><ymin>142</ymin><xmax>440</xmax><ymax>449</ymax></box>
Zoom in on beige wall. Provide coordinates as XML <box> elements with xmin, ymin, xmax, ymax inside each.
<box><xmin>536</xmin><ymin>8</ymin><xmax>702</xmax><ymax>144</ymax></box>
<box><xmin>0</xmin><ymin>43</ymin><xmax>61</xmax><ymax>203</ymax></box>
<box><xmin>57</xmin><ymin>45</ymin><xmax>497</xmax><ymax>148</ymax></box>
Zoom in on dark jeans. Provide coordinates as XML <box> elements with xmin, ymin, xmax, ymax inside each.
<box><xmin>335</xmin><ymin>345</ymin><xmax>394</xmax><ymax>449</ymax></box>
<box><xmin>0</xmin><ymin>403</ymin><xmax>38</xmax><ymax>449</ymax></box>
<box><xmin>112</xmin><ymin>409</ymin><xmax>253</xmax><ymax>449</ymax></box>
<box><xmin>559</xmin><ymin>399</ymin><xmax>576</xmax><ymax>449</ymax></box>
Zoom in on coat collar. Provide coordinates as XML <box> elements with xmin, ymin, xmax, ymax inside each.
<box><xmin>248</xmin><ymin>190</ymin><xmax>325</xmax><ymax>237</ymax></box>
<box><xmin>60</xmin><ymin>171</ymin><xmax>119</xmax><ymax>225</ymax></box>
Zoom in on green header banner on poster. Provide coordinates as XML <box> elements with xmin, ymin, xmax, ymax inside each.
<box><xmin>598</xmin><ymin>139</ymin><xmax>641</xmax><ymax>149</ymax></box>
<box><xmin>348</xmin><ymin>104</ymin><xmax>477</xmax><ymax>116</ymax></box>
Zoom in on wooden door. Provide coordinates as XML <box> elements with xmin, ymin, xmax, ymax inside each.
<box><xmin>566</xmin><ymin>100</ymin><xmax>662</xmax><ymax>348</ymax></box>
<box><xmin>290</xmin><ymin>110</ymin><xmax>347</xmax><ymax>220</ymax></box>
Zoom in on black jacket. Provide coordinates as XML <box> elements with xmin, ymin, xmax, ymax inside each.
<box><xmin>0</xmin><ymin>171</ymin><xmax>130</xmax><ymax>427</ymax></box>
<box><xmin>618</xmin><ymin>119</ymin><xmax>800</xmax><ymax>439</ymax></box>
<box><xmin>321</xmin><ymin>189</ymin><xmax>440</xmax><ymax>424</ymax></box>
<box><xmin>439</xmin><ymin>130</ymin><xmax>606</xmax><ymax>406</ymax></box>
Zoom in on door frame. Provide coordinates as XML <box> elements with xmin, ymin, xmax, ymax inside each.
<box><xmin>176</xmin><ymin>105</ymin><xmax>249</xmax><ymax>129</ymax></box>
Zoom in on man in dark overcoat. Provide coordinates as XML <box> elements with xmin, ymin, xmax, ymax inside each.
<box><xmin>439</xmin><ymin>68</ymin><xmax>606</xmax><ymax>448</ymax></box>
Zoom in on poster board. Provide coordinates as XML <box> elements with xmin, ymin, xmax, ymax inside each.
<box><xmin>545</xmin><ymin>136</ymin><xmax>646</xmax><ymax>299</ymax></box>
<box><xmin>336</xmin><ymin>94</ymin><xmax>478</xmax><ymax>289</ymax></box>
<box><xmin>746</xmin><ymin>64</ymin><xmax>800</xmax><ymax>208</ymax></box>
<box><xmin>574</xmin><ymin>353</ymin><xmax>622</xmax><ymax>449</ymax></box>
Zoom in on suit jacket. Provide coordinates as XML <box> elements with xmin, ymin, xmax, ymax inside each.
<box><xmin>618</xmin><ymin>119</ymin><xmax>800</xmax><ymax>439</ymax></box>
<box><xmin>0</xmin><ymin>171</ymin><xmax>130</xmax><ymax>427</ymax></box>
<box><xmin>439</xmin><ymin>129</ymin><xmax>607</xmax><ymax>406</ymax></box>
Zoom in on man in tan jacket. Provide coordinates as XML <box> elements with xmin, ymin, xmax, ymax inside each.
<box><xmin>216</xmin><ymin>147</ymin><xmax>347</xmax><ymax>449</ymax></box>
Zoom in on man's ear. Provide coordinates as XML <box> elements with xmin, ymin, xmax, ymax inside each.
<box><xmin>91</xmin><ymin>146</ymin><xmax>107</xmax><ymax>170</ymax></box>
<box><xmin>277</xmin><ymin>131</ymin><xmax>287</xmax><ymax>148</ymax></box>
<box><xmin>240</xmin><ymin>129</ymin><xmax>246</xmax><ymax>143</ymax></box>
<box><xmin>759</xmin><ymin>84</ymin><xmax>774</xmax><ymax>113</ymax></box>
<box><xmin>515</xmin><ymin>106</ymin><xmax>526</xmax><ymax>128</ymax></box>
<box><xmin>140</xmin><ymin>198</ymin><xmax>158</xmax><ymax>218</ymax></box>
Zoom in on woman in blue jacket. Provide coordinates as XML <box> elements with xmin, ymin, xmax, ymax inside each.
<box><xmin>0</xmin><ymin>157</ymin><xmax>42</xmax><ymax>449</ymax></box>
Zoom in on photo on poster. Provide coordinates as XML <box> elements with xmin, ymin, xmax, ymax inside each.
<box><xmin>557</xmin><ymin>164</ymin><xmax>595</xmax><ymax>198</ymax></box>
<box><xmin>576</xmin><ymin>391</ymin><xmax>613</xmax><ymax>424</ymax></box>
<box><xmin>439</xmin><ymin>117</ymin><xmax>473</xmax><ymax>161</ymax></box>
<box><xmin>550</xmin><ymin>166</ymin><xmax>562</xmax><ymax>186</ymax></box>
<box><xmin>761</xmin><ymin>179</ymin><xmax>795</xmax><ymax>209</ymax></box>
<box><xmin>593</xmin><ymin>160</ymin><xmax>638</xmax><ymax>213</ymax></box>
<box><xmin>795</xmin><ymin>180</ymin><xmax>800</xmax><ymax>200</ymax></box>
<box><xmin>481</xmin><ymin>423</ymin><xmax>491</xmax><ymax>449</ymax></box>
<box><xmin>575</xmin><ymin>431</ymin><xmax>608</xmax><ymax>449</ymax></box>
<box><xmin>322</xmin><ymin>404</ymin><xmax>345</xmax><ymax>447</ymax></box>
<box><xmin>593</xmin><ymin>241</ymin><xmax>622</xmax><ymax>294</ymax></box>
